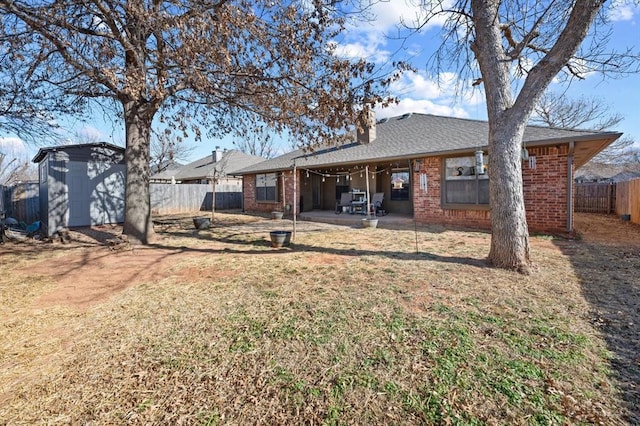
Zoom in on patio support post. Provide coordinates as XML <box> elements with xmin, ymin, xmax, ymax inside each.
<box><xmin>293</xmin><ymin>162</ymin><xmax>297</xmax><ymax>241</ymax></box>
<box><xmin>365</xmin><ymin>165</ymin><xmax>370</xmax><ymax>217</ymax></box>
<box><xmin>281</xmin><ymin>173</ymin><xmax>286</xmax><ymax>212</ymax></box>
<box><xmin>567</xmin><ymin>141</ymin><xmax>574</xmax><ymax>232</ymax></box>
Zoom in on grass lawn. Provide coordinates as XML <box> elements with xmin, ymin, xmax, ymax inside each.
<box><xmin>1</xmin><ymin>212</ymin><xmax>638</xmax><ymax>424</ymax></box>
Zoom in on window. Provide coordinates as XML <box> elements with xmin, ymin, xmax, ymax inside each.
<box><xmin>39</xmin><ymin>160</ymin><xmax>47</xmax><ymax>184</ymax></box>
<box><xmin>390</xmin><ymin>169</ymin><xmax>410</xmax><ymax>200</ymax></box>
<box><xmin>443</xmin><ymin>156</ymin><xmax>489</xmax><ymax>207</ymax></box>
<box><xmin>256</xmin><ymin>173</ymin><xmax>278</xmax><ymax>202</ymax></box>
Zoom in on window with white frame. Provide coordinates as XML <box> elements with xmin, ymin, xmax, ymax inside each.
<box><xmin>442</xmin><ymin>155</ymin><xmax>489</xmax><ymax>207</ymax></box>
<box><xmin>256</xmin><ymin>173</ymin><xmax>278</xmax><ymax>202</ymax></box>
<box><xmin>390</xmin><ymin>169</ymin><xmax>410</xmax><ymax>200</ymax></box>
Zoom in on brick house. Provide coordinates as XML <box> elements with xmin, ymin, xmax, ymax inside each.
<box><xmin>237</xmin><ymin>113</ymin><xmax>621</xmax><ymax>233</ymax></box>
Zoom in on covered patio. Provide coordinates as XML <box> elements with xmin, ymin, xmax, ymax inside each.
<box><xmin>298</xmin><ymin>209</ymin><xmax>414</xmax><ymax>228</ymax></box>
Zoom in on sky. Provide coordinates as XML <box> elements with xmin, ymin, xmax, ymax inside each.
<box><xmin>1</xmin><ymin>0</ymin><xmax>639</xmax><ymax>164</ymax></box>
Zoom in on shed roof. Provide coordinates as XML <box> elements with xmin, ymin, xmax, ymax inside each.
<box><xmin>236</xmin><ymin>113</ymin><xmax>621</xmax><ymax>174</ymax></box>
<box><xmin>32</xmin><ymin>142</ymin><xmax>125</xmax><ymax>163</ymax></box>
<box><xmin>152</xmin><ymin>149</ymin><xmax>265</xmax><ymax>181</ymax></box>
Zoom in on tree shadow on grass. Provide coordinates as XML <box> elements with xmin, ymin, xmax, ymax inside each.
<box><xmin>151</xmin><ymin>227</ymin><xmax>491</xmax><ymax>269</ymax></box>
<box><xmin>555</xmin><ymin>239</ymin><xmax>640</xmax><ymax>424</ymax></box>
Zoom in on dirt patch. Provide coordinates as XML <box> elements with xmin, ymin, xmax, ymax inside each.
<box><xmin>24</xmin><ymin>247</ymin><xmax>197</xmax><ymax>311</ymax></box>
<box><xmin>10</xmin><ymin>215</ymin><xmax>348</xmax><ymax>312</ymax></box>
<box><xmin>574</xmin><ymin>212</ymin><xmax>640</xmax><ymax>247</ymax></box>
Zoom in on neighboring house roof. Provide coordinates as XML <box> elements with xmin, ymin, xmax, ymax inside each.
<box><xmin>575</xmin><ymin>162</ymin><xmax>640</xmax><ymax>182</ymax></box>
<box><xmin>151</xmin><ymin>159</ymin><xmax>183</xmax><ymax>174</ymax></box>
<box><xmin>236</xmin><ymin>113</ymin><xmax>621</xmax><ymax>174</ymax></box>
<box><xmin>152</xmin><ymin>149</ymin><xmax>265</xmax><ymax>181</ymax></box>
<box><xmin>32</xmin><ymin>142</ymin><xmax>125</xmax><ymax>163</ymax></box>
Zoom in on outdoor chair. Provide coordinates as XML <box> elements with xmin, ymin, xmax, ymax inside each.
<box><xmin>335</xmin><ymin>192</ymin><xmax>353</xmax><ymax>214</ymax></box>
<box><xmin>369</xmin><ymin>192</ymin><xmax>386</xmax><ymax>216</ymax></box>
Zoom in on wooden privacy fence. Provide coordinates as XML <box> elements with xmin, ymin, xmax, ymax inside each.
<box><xmin>2</xmin><ymin>182</ymin><xmax>242</xmax><ymax>223</ymax></box>
<box><xmin>0</xmin><ymin>185</ymin><xmax>5</xmax><ymax>214</ymax></box>
<box><xmin>2</xmin><ymin>182</ymin><xmax>39</xmax><ymax>223</ymax></box>
<box><xmin>615</xmin><ymin>178</ymin><xmax>640</xmax><ymax>224</ymax></box>
<box><xmin>574</xmin><ymin>182</ymin><xmax>616</xmax><ymax>214</ymax></box>
<box><xmin>150</xmin><ymin>183</ymin><xmax>242</xmax><ymax>214</ymax></box>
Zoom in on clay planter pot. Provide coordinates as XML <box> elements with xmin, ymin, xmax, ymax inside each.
<box><xmin>193</xmin><ymin>217</ymin><xmax>211</xmax><ymax>229</ymax></box>
<box><xmin>270</xmin><ymin>230</ymin><xmax>291</xmax><ymax>247</ymax></box>
<box><xmin>362</xmin><ymin>218</ymin><xmax>379</xmax><ymax>228</ymax></box>
<box><xmin>271</xmin><ymin>211</ymin><xmax>284</xmax><ymax>220</ymax></box>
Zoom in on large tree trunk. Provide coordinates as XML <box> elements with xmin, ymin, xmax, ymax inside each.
<box><xmin>487</xmin><ymin>116</ymin><xmax>531</xmax><ymax>273</ymax></box>
<box><xmin>470</xmin><ymin>0</ymin><xmax>533</xmax><ymax>273</ymax></box>
<box><xmin>122</xmin><ymin>100</ymin><xmax>155</xmax><ymax>244</ymax></box>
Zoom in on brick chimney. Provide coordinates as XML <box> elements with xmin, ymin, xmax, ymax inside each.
<box><xmin>357</xmin><ymin>110</ymin><xmax>376</xmax><ymax>144</ymax></box>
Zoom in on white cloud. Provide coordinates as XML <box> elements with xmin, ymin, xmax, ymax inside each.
<box><xmin>565</xmin><ymin>57</ymin><xmax>597</xmax><ymax>80</ymax></box>
<box><xmin>332</xmin><ymin>41</ymin><xmax>391</xmax><ymax>63</ymax></box>
<box><xmin>377</xmin><ymin>69</ymin><xmax>487</xmax><ymax>120</ymax></box>
<box><xmin>392</xmin><ymin>71</ymin><xmax>481</xmax><ymax>99</ymax></box>
<box><xmin>390</xmin><ymin>72</ymin><xmax>444</xmax><ymax>98</ymax></box>
<box><xmin>608</xmin><ymin>1</ymin><xmax>639</xmax><ymax>22</ymax></box>
<box><xmin>335</xmin><ymin>0</ymin><xmax>455</xmax><ymax>62</ymax></box>
<box><xmin>0</xmin><ymin>137</ymin><xmax>27</xmax><ymax>157</ymax></box>
<box><xmin>389</xmin><ymin>70</ymin><xmax>484</xmax><ymax>106</ymax></box>
<box><xmin>75</xmin><ymin>125</ymin><xmax>106</xmax><ymax>143</ymax></box>
<box><xmin>376</xmin><ymin>98</ymin><xmax>469</xmax><ymax>119</ymax></box>
<box><xmin>365</xmin><ymin>0</ymin><xmax>453</xmax><ymax>33</ymax></box>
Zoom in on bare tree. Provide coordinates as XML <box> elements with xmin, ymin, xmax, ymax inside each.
<box><xmin>1</xmin><ymin>0</ymin><xmax>397</xmax><ymax>243</ymax></box>
<box><xmin>0</xmin><ymin>16</ymin><xmax>82</xmax><ymax>143</ymax></box>
<box><xmin>233</xmin><ymin>129</ymin><xmax>277</xmax><ymax>159</ymax></box>
<box><xmin>531</xmin><ymin>92</ymin><xmax>623</xmax><ymax>130</ymax></box>
<box><xmin>531</xmin><ymin>91</ymin><xmax>636</xmax><ymax>164</ymax></box>
<box><xmin>415</xmin><ymin>0</ymin><xmax>638</xmax><ymax>272</ymax></box>
<box><xmin>0</xmin><ymin>151</ymin><xmax>35</xmax><ymax>185</ymax></box>
<box><xmin>150</xmin><ymin>132</ymin><xmax>194</xmax><ymax>173</ymax></box>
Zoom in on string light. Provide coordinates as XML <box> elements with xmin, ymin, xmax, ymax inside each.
<box><xmin>300</xmin><ymin>168</ymin><xmax>388</xmax><ymax>180</ymax></box>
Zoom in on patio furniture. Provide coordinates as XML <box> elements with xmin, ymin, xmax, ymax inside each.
<box><xmin>335</xmin><ymin>192</ymin><xmax>353</xmax><ymax>214</ymax></box>
<box><xmin>369</xmin><ymin>192</ymin><xmax>386</xmax><ymax>216</ymax></box>
<box><xmin>350</xmin><ymin>200</ymin><xmax>367</xmax><ymax>214</ymax></box>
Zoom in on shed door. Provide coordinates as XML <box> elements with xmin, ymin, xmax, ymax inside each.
<box><xmin>68</xmin><ymin>162</ymin><xmax>91</xmax><ymax>227</ymax></box>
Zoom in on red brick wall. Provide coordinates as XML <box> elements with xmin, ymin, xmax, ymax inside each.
<box><xmin>413</xmin><ymin>157</ymin><xmax>491</xmax><ymax>229</ymax></box>
<box><xmin>413</xmin><ymin>146</ymin><xmax>572</xmax><ymax>233</ymax></box>
<box><xmin>522</xmin><ymin>145</ymin><xmax>571</xmax><ymax>233</ymax></box>
<box><xmin>243</xmin><ymin>170</ymin><xmax>301</xmax><ymax>215</ymax></box>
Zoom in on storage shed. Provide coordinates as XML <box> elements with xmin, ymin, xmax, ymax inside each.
<box><xmin>32</xmin><ymin>143</ymin><xmax>126</xmax><ymax>236</ymax></box>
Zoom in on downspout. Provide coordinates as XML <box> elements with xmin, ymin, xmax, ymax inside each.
<box><xmin>567</xmin><ymin>141</ymin><xmax>575</xmax><ymax>232</ymax></box>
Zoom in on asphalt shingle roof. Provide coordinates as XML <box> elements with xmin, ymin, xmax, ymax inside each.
<box><xmin>236</xmin><ymin>113</ymin><xmax>619</xmax><ymax>174</ymax></box>
<box><xmin>152</xmin><ymin>149</ymin><xmax>265</xmax><ymax>181</ymax></box>
<box><xmin>32</xmin><ymin>142</ymin><xmax>124</xmax><ymax>163</ymax></box>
